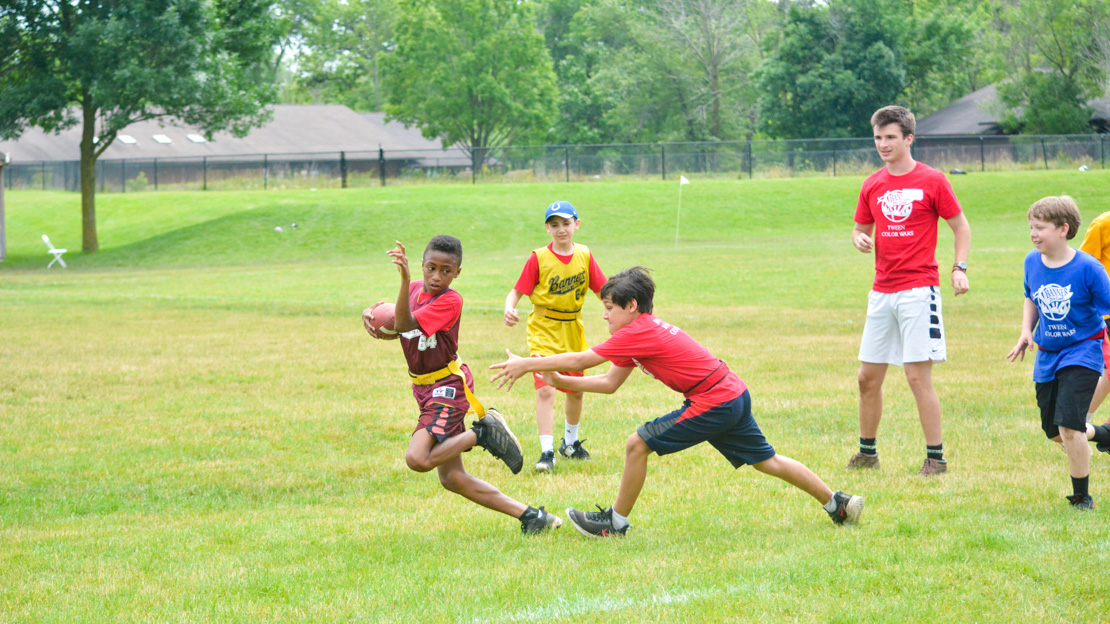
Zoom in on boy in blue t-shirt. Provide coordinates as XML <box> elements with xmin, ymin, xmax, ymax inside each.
<box><xmin>1008</xmin><ymin>196</ymin><xmax>1110</xmax><ymax>510</ymax></box>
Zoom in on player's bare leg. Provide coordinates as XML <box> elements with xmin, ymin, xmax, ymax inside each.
<box><xmin>613</xmin><ymin>432</ymin><xmax>652</xmax><ymax>518</ymax></box>
<box><xmin>436</xmin><ymin>455</ymin><xmax>527</xmax><ymax>516</ymax></box>
<box><xmin>753</xmin><ymin>454</ymin><xmax>833</xmax><ymax>503</ymax></box>
<box><xmin>857</xmin><ymin>362</ymin><xmax>888</xmax><ymax>438</ymax></box>
<box><xmin>405</xmin><ymin>428</ymin><xmax>477</xmax><ymax>473</ymax></box>
<box><xmin>905</xmin><ymin>361</ymin><xmax>942</xmax><ymax>446</ymax></box>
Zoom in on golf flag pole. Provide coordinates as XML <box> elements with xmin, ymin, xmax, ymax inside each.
<box><xmin>676</xmin><ymin>175</ymin><xmax>689</xmax><ymax>248</ymax></box>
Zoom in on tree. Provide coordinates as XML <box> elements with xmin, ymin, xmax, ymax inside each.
<box><xmin>0</xmin><ymin>0</ymin><xmax>279</xmax><ymax>253</ymax></box>
<box><xmin>994</xmin><ymin>0</ymin><xmax>1110</xmax><ymax>134</ymax></box>
<box><xmin>382</xmin><ymin>0</ymin><xmax>558</xmax><ymax>170</ymax></box>
<box><xmin>756</xmin><ymin>0</ymin><xmax>905</xmax><ymax>139</ymax></box>
<box><xmin>294</xmin><ymin>0</ymin><xmax>398</xmax><ymax>111</ymax></box>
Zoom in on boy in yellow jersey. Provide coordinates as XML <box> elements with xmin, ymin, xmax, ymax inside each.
<box><xmin>1079</xmin><ymin>210</ymin><xmax>1110</xmax><ymax>433</ymax></box>
<box><xmin>505</xmin><ymin>201</ymin><xmax>607</xmax><ymax>472</ymax></box>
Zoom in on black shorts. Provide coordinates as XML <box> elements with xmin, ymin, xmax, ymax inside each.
<box><xmin>636</xmin><ymin>390</ymin><xmax>776</xmax><ymax>468</ymax></box>
<box><xmin>1035</xmin><ymin>365</ymin><xmax>1099</xmax><ymax>438</ymax></box>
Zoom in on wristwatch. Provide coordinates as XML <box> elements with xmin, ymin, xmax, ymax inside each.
<box><xmin>952</xmin><ymin>261</ymin><xmax>967</xmax><ymax>272</ymax></box>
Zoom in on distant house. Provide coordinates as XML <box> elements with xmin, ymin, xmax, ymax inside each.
<box><xmin>0</xmin><ymin>105</ymin><xmax>471</xmax><ymax>190</ymax></box>
<box><xmin>917</xmin><ymin>84</ymin><xmax>1110</xmax><ymax>136</ymax></box>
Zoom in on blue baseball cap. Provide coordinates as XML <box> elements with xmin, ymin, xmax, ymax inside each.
<box><xmin>544</xmin><ymin>201</ymin><xmax>578</xmax><ymax>222</ymax></box>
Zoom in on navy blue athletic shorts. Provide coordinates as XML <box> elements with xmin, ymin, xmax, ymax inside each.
<box><xmin>636</xmin><ymin>390</ymin><xmax>776</xmax><ymax>468</ymax></box>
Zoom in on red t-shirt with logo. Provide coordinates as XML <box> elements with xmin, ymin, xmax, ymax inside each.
<box><xmin>591</xmin><ymin>314</ymin><xmax>747</xmax><ymax>420</ymax></box>
<box><xmin>854</xmin><ymin>162</ymin><xmax>963</xmax><ymax>293</ymax></box>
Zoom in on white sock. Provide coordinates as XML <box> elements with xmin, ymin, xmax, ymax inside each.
<box><xmin>822</xmin><ymin>494</ymin><xmax>839</xmax><ymax>513</ymax></box>
<box><xmin>564</xmin><ymin>423</ymin><xmax>579</xmax><ymax>445</ymax></box>
<box><xmin>610</xmin><ymin>507</ymin><xmax>629</xmax><ymax>529</ymax></box>
<box><xmin>539</xmin><ymin>435</ymin><xmax>554</xmax><ymax>453</ymax></box>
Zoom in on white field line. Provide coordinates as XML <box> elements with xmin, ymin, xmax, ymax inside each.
<box><xmin>463</xmin><ymin>583</ymin><xmax>769</xmax><ymax>624</ymax></box>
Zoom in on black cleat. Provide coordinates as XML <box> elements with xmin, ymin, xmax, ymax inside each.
<box><xmin>566</xmin><ymin>505</ymin><xmax>629</xmax><ymax>538</ymax></box>
<box><xmin>1067</xmin><ymin>494</ymin><xmax>1094</xmax><ymax>510</ymax></box>
<box><xmin>558</xmin><ymin>438</ymin><xmax>592</xmax><ymax>460</ymax></box>
<box><xmin>534</xmin><ymin>450</ymin><xmax>556</xmax><ymax>472</ymax></box>
<box><xmin>1095</xmin><ymin>425</ymin><xmax>1110</xmax><ymax>454</ymax></box>
<box><xmin>519</xmin><ymin>506</ymin><xmax>562</xmax><ymax>534</ymax></box>
<box><xmin>472</xmin><ymin>408</ymin><xmax>523</xmax><ymax>474</ymax></box>
<box><xmin>827</xmin><ymin>490</ymin><xmax>865</xmax><ymax>525</ymax></box>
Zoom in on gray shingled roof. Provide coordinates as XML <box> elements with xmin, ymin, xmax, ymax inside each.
<box><xmin>0</xmin><ymin>105</ymin><xmax>468</xmax><ymax>163</ymax></box>
<box><xmin>915</xmin><ymin>85</ymin><xmax>1004</xmax><ymax>136</ymax></box>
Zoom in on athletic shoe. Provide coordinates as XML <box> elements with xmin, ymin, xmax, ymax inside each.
<box><xmin>471</xmin><ymin>408</ymin><xmax>523</xmax><ymax>474</ymax></box>
<box><xmin>519</xmin><ymin>506</ymin><xmax>562</xmax><ymax>534</ymax></box>
<box><xmin>1095</xmin><ymin>425</ymin><xmax>1110</xmax><ymax>453</ymax></box>
<box><xmin>565</xmin><ymin>505</ymin><xmax>629</xmax><ymax>538</ymax></box>
<box><xmin>559</xmin><ymin>438</ymin><xmax>592</xmax><ymax>460</ymax></box>
<box><xmin>534</xmin><ymin>450</ymin><xmax>556</xmax><ymax>472</ymax></box>
<box><xmin>1067</xmin><ymin>494</ymin><xmax>1095</xmax><ymax>510</ymax></box>
<box><xmin>918</xmin><ymin>457</ymin><xmax>948</xmax><ymax>476</ymax></box>
<box><xmin>846</xmin><ymin>452</ymin><xmax>880</xmax><ymax>470</ymax></box>
<box><xmin>827</xmin><ymin>490</ymin><xmax>865</xmax><ymax>526</ymax></box>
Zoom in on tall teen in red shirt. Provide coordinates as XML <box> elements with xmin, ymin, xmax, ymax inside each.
<box><xmin>849</xmin><ymin>106</ymin><xmax>972</xmax><ymax>477</ymax></box>
<box><xmin>491</xmin><ymin>267</ymin><xmax>864</xmax><ymax>537</ymax></box>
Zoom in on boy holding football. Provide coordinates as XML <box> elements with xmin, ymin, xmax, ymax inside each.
<box><xmin>364</xmin><ymin>235</ymin><xmax>561</xmax><ymax>533</ymax></box>
<box><xmin>491</xmin><ymin>266</ymin><xmax>863</xmax><ymax>537</ymax></box>
<box><xmin>1007</xmin><ymin>197</ymin><xmax>1110</xmax><ymax>510</ymax></box>
<box><xmin>504</xmin><ymin>201</ymin><xmax>607</xmax><ymax>472</ymax></box>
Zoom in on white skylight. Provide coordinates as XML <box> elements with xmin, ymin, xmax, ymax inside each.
<box><xmin>152</xmin><ymin>134</ymin><xmax>172</xmax><ymax>144</ymax></box>
<box><xmin>118</xmin><ymin>135</ymin><xmax>137</xmax><ymax>144</ymax></box>
<box><xmin>186</xmin><ymin>134</ymin><xmax>207</xmax><ymax>143</ymax></box>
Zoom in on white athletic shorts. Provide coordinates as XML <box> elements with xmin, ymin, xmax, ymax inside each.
<box><xmin>858</xmin><ymin>286</ymin><xmax>946</xmax><ymax>366</ymax></box>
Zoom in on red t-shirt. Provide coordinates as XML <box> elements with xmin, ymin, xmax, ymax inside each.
<box><xmin>591</xmin><ymin>314</ymin><xmax>747</xmax><ymax>420</ymax></box>
<box><xmin>513</xmin><ymin>243</ymin><xmax>607</xmax><ymax>296</ymax></box>
<box><xmin>401</xmin><ymin>280</ymin><xmax>462</xmax><ymax>375</ymax></box>
<box><xmin>854</xmin><ymin>162</ymin><xmax>963</xmax><ymax>293</ymax></box>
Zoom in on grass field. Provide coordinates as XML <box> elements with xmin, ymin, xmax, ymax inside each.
<box><xmin>3</xmin><ymin>171</ymin><xmax>1110</xmax><ymax>623</ymax></box>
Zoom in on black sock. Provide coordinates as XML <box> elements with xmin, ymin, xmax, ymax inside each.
<box><xmin>927</xmin><ymin>444</ymin><xmax>944</xmax><ymax>461</ymax></box>
<box><xmin>860</xmin><ymin>437</ymin><xmax>877</xmax><ymax>456</ymax></box>
<box><xmin>1092</xmin><ymin>425</ymin><xmax>1110</xmax><ymax>445</ymax></box>
<box><xmin>1072</xmin><ymin>475</ymin><xmax>1090</xmax><ymax>497</ymax></box>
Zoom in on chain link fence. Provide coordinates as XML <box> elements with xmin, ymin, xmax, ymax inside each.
<box><xmin>4</xmin><ymin>135</ymin><xmax>1108</xmax><ymax>192</ymax></box>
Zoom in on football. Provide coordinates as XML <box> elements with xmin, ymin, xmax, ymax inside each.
<box><xmin>366</xmin><ymin>302</ymin><xmax>399</xmax><ymax>339</ymax></box>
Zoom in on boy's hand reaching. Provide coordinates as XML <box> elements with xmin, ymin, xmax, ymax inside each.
<box><xmin>387</xmin><ymin>241</ymin><xmax>410</xmax><ymax>281</ymax></box>
<box><xmin>1006</xmin><ymin>333</ymin><xmax>1034</xmax><ymax>362</ymax></box>
<box><xmin>489</xmin><ymin>349</ymin><xmax>527</xmax><ymax>391</ymax></box>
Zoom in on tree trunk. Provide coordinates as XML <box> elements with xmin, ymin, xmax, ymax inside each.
<box><xmin>80</xmin><ymin>98</ymin><xmax>98</xmax><ymax>253</ymax></box>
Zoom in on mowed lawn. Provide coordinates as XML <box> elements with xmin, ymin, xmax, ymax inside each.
<box><xmin>3</xmin><ymin>171</ymin><xmax>1110</xmax><ymax>623</ymax></box>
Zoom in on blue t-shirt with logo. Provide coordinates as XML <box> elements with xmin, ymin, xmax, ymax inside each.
<box><xmin>1024</xmin><ymin>249</ymin><xmax>1110</xmax><ymax>382</ymax></box>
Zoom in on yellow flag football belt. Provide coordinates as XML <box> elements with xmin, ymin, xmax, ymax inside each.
<box><xmin>408</xmin><ymin>357</ymin><xmax>486</xmax><ymax>416</ymax></box>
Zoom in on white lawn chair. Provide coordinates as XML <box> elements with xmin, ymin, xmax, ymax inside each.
<box><xmin>42</xmin><ymin>234</ymin><xmax>67</xmax><ymax>269</ymax></box>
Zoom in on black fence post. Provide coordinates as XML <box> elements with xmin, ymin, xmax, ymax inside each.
<box><xmin>1041</xmin><ymin>137</ymin><xmax>1048</xmax><ymax>169</ymax></box>
<box><xmin>203</xmin><ymin>156</ymin><xmax>207</xmax><ymax>191</ymax></box>
<box><xmin>747</xmin><ymin>141</ymin><xmax>753</xmax><ymax>179</ymax></box>
<box><xmin>154</xmin><ymin>158</ymin><xmax>159</xmax><ymax>191</ymax></box>
<box><xmin>832</xmin><ymin>143</ymin><xmax>837</xmax><ymax>177</ymax></box>
<box><xmin>980</xmin><ymin>137</ymin><xmax>985</xmax><ymax>172</ymax></box>
<box><xmin>263</xmin><ymin>154</ymin><xmax>268</xmax><ymax>190</ymax></box>
<box><xmin>121</xmin><ymin>159</ymin><xmax>126</xmax><ymax>193</ymax></box>
<box><xmin>378</xmin><ymin>146</ymin><xmax>386</xmax><ymax>186</ymax></box>
<box><xmin>41</xmin><ymin>162</ymin><xmax>46</xmax><ymax>190</ymax></box>
<box><xmin>340</xmin><ymin>151</ymin><xmax>348</xmax><ymax>189</ymax></box>
<box><xmin>565</xmin><ymin>145</ymin><xmax>569</xmax><ymax>183</ymax></box>
<box><xmin>661</xmin><ymin>144</ymin><xmax>666</xmax><ymax>181</ymax></box>
<box><xmin>1102</xmin><ymin>136</ymin><xmax>1106</xmax><ymax>169</ymax></box>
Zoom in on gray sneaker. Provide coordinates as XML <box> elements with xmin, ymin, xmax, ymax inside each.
<box><xmin>918</xmin><ymin>457</ymin><xmax>947</xmax><ymax>476</ymax></box>
<box><xmin>827</xmin><ymin>491</ymin><xmax>865</xmax><ymax>526</ymax></box>
<box><xmin>566</xmin><ymin>506</ymin><xmax>629</xmax><ymax>538</ymax></box>
<box><xmin>472</xmin><ymin>408</ymin><xmax>523</xmax><ymax>474</ymax></box>
<box><xmin>846</xmin><ymin>452</ymin><xmax>880</xmax><ymax>470</ymax></box>
<box><xmin>519</xmin><ymin>506</ymin><xmax>562</xmax><ymax>534</ymax></box>
<box><xmin>1067</xmin><ymin>494</ymin><xmax>1094</xmax><ymax>510</ymax></box>
<box><xmin>534</xmin><ymin>450</ymin><xmax>556</xmax><ymax>472</ymax></box>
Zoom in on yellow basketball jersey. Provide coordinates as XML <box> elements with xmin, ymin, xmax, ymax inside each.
<box><xmin>526</xmin><ymin>244</ymin><xmax>592</xmax><ymax>357</ymax></box>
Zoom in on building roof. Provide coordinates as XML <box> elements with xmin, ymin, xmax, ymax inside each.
<box><xmin>0</xmin><ymin>105</ymin><xmax>468</xmax><ymax>163</ymax></box>
<box><xmin>915</xmin><ymin>84</ymin><xmax>1005</xmax><ymax>136</ymax></box>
